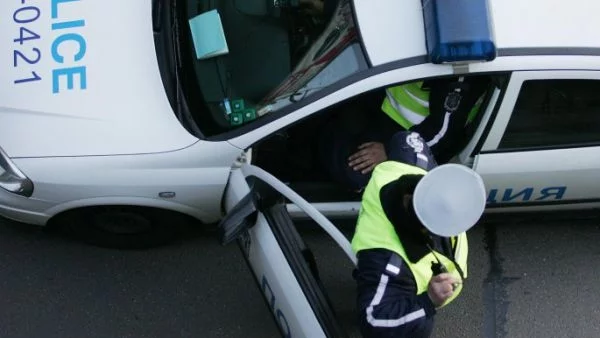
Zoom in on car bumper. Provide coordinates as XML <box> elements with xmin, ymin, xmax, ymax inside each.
<box><xmin>0</xmin><ymin>189</ymin><xmax>53</xmax><ymax>225</ymax></box>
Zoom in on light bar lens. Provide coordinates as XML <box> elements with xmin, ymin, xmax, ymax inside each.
<box><xmin>423</xmin><ymin>0</ymin><xmax>497</xmax><ymax>64</ymax></box>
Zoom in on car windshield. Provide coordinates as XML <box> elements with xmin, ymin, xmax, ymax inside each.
<box><xmin>162</xmin><ymin>0</ymin><xmax>367</xmax><ymax>137</ymax></box>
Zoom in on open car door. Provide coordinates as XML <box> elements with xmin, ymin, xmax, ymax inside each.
<box><xmin>219</xmin><ymin>161</ymin><xmax>357</xmax><ymax>338</ymax></box>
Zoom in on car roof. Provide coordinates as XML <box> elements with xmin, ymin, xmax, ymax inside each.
<box><xmin>354</xmin><ymin>0</ymin><xmax>600</xmax><ymax>67</ymax></box>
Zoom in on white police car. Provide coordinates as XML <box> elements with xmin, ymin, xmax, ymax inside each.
<box><xmin>1</xmin><ymin>0</ymin><xmax>599</xmax><ymax>254</ymax></box>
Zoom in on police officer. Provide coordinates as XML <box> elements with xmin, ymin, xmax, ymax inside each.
<box><xmin>351</xmin><ymin>131</ymin><xmax>487</xmax><ymax>338</ymax></box>
<box><xmin>348</xmin><ymin>76</ymin><xmax>490</xmax><ymax>180</ymax></box>
<box><xmin>321</xmin><ymin>76</ymin><xmax>489</xmax><ymax>194</ymax></box>
<box><xmin>379</xmin><ymin>76</ymin><xmax>490</xmax><ymax>164</ymax></box>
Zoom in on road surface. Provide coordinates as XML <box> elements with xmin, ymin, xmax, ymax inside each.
<box><xmin>0</xmin><ymin>211</ymin><xmax>598</xmax><ymax>338</ymax></box>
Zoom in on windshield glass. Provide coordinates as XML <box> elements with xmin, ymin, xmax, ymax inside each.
<box><xmin>171</xmin><ymin>0</ymin><xmax>367</xmax><ymax>137</ymax></box>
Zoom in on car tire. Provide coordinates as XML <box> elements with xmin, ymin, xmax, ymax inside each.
<box><xmin>54</xmin><ymin>206</ymin><xmax>191</xmax><ymax>249</ymax></box>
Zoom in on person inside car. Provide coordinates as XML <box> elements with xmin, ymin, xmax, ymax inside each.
<box><xmin>351</xmin><ymin>131</ymin><xmax>487</xmax><ymax>337</ymax></box>
<box><xmin>318</xmin><ymin>75</ymin><xmax>490</xmax><ymax>192</ymax></box>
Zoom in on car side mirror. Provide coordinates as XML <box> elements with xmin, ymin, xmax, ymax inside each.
<box><xmin>218</xmin><ymin>191</ymin><xmax>258</xmax><ymax>245</ymax></box>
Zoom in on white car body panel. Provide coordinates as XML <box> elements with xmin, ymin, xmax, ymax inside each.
<box><xmin>473</xmin><ymin>70</ymin><xmax>600</xmax><ymax>208</ymax></box>
<box><xmin>353</xmin><ymin>0</ymin><xmax>426</xmax><ymax>66</ymax></box>
<box><xmin>0</xmin><ymin>0</ymin><xmax>599</xmax><ymax>234</ymax></box>
<box><xmin>0</xmin><ymin>140</ymin><xmax>242</xmax><ymax>224</ymax></box>
<box><xmin>354</xmin><ymin>0</ymin><xmax>600</xmax><ymax>67</ymax></box>
<box><xmin>224</xmin><ymin>167</ymin><xmax>326</xmax><ymax>338</ymax></box>
<box><xmin>2</xmin><ymin>0</ymin><xmax>197</xmax><ymax>157</ymax></box>
<box><xmin>474</xmin><ymin>148</ymin><xmax>600</xmax><ymax>204</ymax></box>
<box><xmin>489</xmin><ymin>0</ymin><xmax>600</xmax><ymax>49</ymax></box>
<box><xmin>469</xmin><ymin>55</ymin><xmax>600</xmax><ymax>74</ymax></box>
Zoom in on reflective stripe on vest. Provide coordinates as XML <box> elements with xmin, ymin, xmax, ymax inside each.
<box><xmin>351</xmin><ymin>161</ymin><xmax>469</xmax><ymax>307</ymax></box>
<box><xmin>467</xmin><ymin>94</ymin><xmax>485</xmax><ymax>123</ymax></box>
<box><xmin>381</xmin><ymin>83</ymin><xmax>430</xmax><ymax>130</ymax></box>
<box><xmin>381</xmin><ymin>81</ymin><xmax>484</xmax><ymax>132</ymax></box>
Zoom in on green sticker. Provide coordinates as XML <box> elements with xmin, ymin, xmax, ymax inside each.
<box><xmin>230</xmin><ymin>112</ymin><xmax>243</xmax><ymax>126</ymax></box>
<box><xmin>231</xmin><ymin>99</ymin><xmax>245</xmax><ymax>113</ymax></box>
<box><xmin>242</xmin><ymin>109</ymin><xmax>257</xmax><ymax>122</ymax></box>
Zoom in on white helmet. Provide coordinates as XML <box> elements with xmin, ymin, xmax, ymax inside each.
<box><xmin>412</xmin><ymin>164</ymin><xmax>487</xmax><ymax>237</ymax></box>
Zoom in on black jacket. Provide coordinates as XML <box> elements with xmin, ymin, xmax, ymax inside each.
<box><xmin>354</xmin><ymin>174</ymin><xmax>452</xmax><ymax>338</ymax></box>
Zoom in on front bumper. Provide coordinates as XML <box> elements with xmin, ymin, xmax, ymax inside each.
<box><xmin>0</xmin><ymin>190</ymin><xmax>53</xmax><ymax>225</ymax></box>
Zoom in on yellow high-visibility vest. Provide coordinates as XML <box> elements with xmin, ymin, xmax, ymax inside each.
<box><xmin>351</xmin><ymin>161</ymin><xmax>468</xmax><ymax>307</ymax></box>
<box><xmin>381</xmin><ymin>82</ymin><xmax>430</xmax><ymax>130</ymax></box>
<box><xmin>381</xmin><ymin>82</ymin><xmax>484</xmax><ymax>130</ymax></box>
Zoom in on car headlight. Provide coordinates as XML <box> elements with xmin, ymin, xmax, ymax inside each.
<box><xmin>0</xmin><ymin>146</ymin><xmax>33</xmax><ymax>197</ymax></box>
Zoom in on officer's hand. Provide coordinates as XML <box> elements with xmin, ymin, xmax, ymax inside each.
<box><xmin>427</xmin><ymin>273</ymin><xmax>459</xmax><ymax>307</ymax></box>
<box><xmin>348</xmin><ymin>142</ymin><xmax>387</xmax><ymax>174</ymax></box>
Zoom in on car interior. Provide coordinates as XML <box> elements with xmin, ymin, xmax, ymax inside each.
<box><xmin>183</xmin><ymin>0</ymin><xmax>335</xmax><ymax>136</ymax></box>
<box><xmin>252</xmin><ymin>75</ymin><xmax>504</xmax><ymax>205</ymax></box>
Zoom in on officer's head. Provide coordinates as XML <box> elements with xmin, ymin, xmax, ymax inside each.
<box><xmin>388</xmin><ymin>131</ymin><xmax>487</xmax><ymax>236</ymax></box>
<box><xmin>412</xmin><ymin>164</ymin><xmax>487</xmax><ymax>237</ymax></box>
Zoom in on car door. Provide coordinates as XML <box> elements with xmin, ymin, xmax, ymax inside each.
<box><xmin>220</xmin><ymin>160</ymin><xmax>357</xmax><ymax>338</ymax></box>
<box><xmin>470</xmin><ymin>71</ymin><xmax>600</xmax><ymax>210</ymax></box>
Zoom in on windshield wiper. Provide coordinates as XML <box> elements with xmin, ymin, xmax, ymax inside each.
<box><xmin>169</xmin><ymin>0</ymin><xmax>204</xmax><ymax>137</ymax></box>
<box><xmin>170</xmin><ymin>0</ymin><xmax>184</xmax><ymax>69</ymax></box>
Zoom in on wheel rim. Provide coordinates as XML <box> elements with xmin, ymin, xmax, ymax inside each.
<box><xmin>93</xmin><ymin>210</ymin><xmax>152</xmax><ymax>235</ymax></box>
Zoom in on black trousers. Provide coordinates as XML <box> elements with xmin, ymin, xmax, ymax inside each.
<box><xmin>354</xmin><ymin>249</ymin><xmax>436</xmax><ymax>338</ymax></box>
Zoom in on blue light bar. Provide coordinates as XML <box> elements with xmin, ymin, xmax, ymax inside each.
<box><xmin>422</xmin><ymin>0</ymin><xmax>497</xmax><ymax>64</ymax></box>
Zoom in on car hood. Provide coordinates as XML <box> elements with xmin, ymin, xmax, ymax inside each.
<box><xmin>0</xmin><ymin>0</ymin><xmax>197</xmax><ymax>158</ymax></box>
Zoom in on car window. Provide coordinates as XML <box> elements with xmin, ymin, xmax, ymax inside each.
<box><xmin>498</xmin><ymin>79</ymin><xmax>600</xmax><ymax>149</ymax></box>
<box><xmin>170</xmin><ymin>0</ymin><xmax>367</xmax><ymax>137</ymax></box>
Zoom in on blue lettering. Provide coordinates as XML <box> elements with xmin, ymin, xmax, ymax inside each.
<box><xmin>261</xmin><ymin>276</ymin><xmax>292</xmax><ymax>338</ymax></box>
<box><xmin>51</xmin><ymin>33</ymin><xmax>86</xmax><ymax>63</ymax></box>
<box><xmin>52</xmin><ymin>66</ymin><xmax>87</xmax><ymax>93</ymax></box>
<box><xmin>261</xmin><ymin>275</ymin><xmax>276</xmax><ymax>311</ymax></box>
<box><xmin>487</xmin><ymin>189</ymin><xmax>498</xmax><ymax>204</ymax></box>
<box><xmin>50</xmin><ymin>0</ymin><xmax>87</xmax><ymax>94</ymax></box>
<box><xmin>501</xmin><ymin>187</ymin><xmax>534</xmax><ymax>202</ymax></box>
<box><xmin>487</xmin><ymin>186</ymin><xmax>568</xmax><ymax>203</ymax></box>
<box><xmin>536</xmin><ymin>186</ymin><xmax>567</xmax><ymax>201</ymax></box>
<box><xmin>276</xmin><ymin>309</ymin><xmax>292</xmax><ymax>338</ymax></box>
<box><xmin>12</xmin><ymin>4</ymin><xmax>43</xmax><ymax>85</ymax></box>
<box><xmin>52</xmin><ymin>19</ymin><xmax>85</xmax><ymax>31</ymax></box>
<box><xmin>51</xmin><ymin>0</ymin><xmax>79</xmax><ymax>19</ymax></box>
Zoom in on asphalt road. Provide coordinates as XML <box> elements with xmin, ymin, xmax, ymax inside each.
<box><xmin>0</xmin><ymin>211</ymin><xmax>599</xmax><ymax>338</ymax></box>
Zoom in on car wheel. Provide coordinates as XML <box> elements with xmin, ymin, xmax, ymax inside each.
<box><xmin>55</xmin><ymin>206</ymin><xmax>190</xmax><ymax>249</ymax></box>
